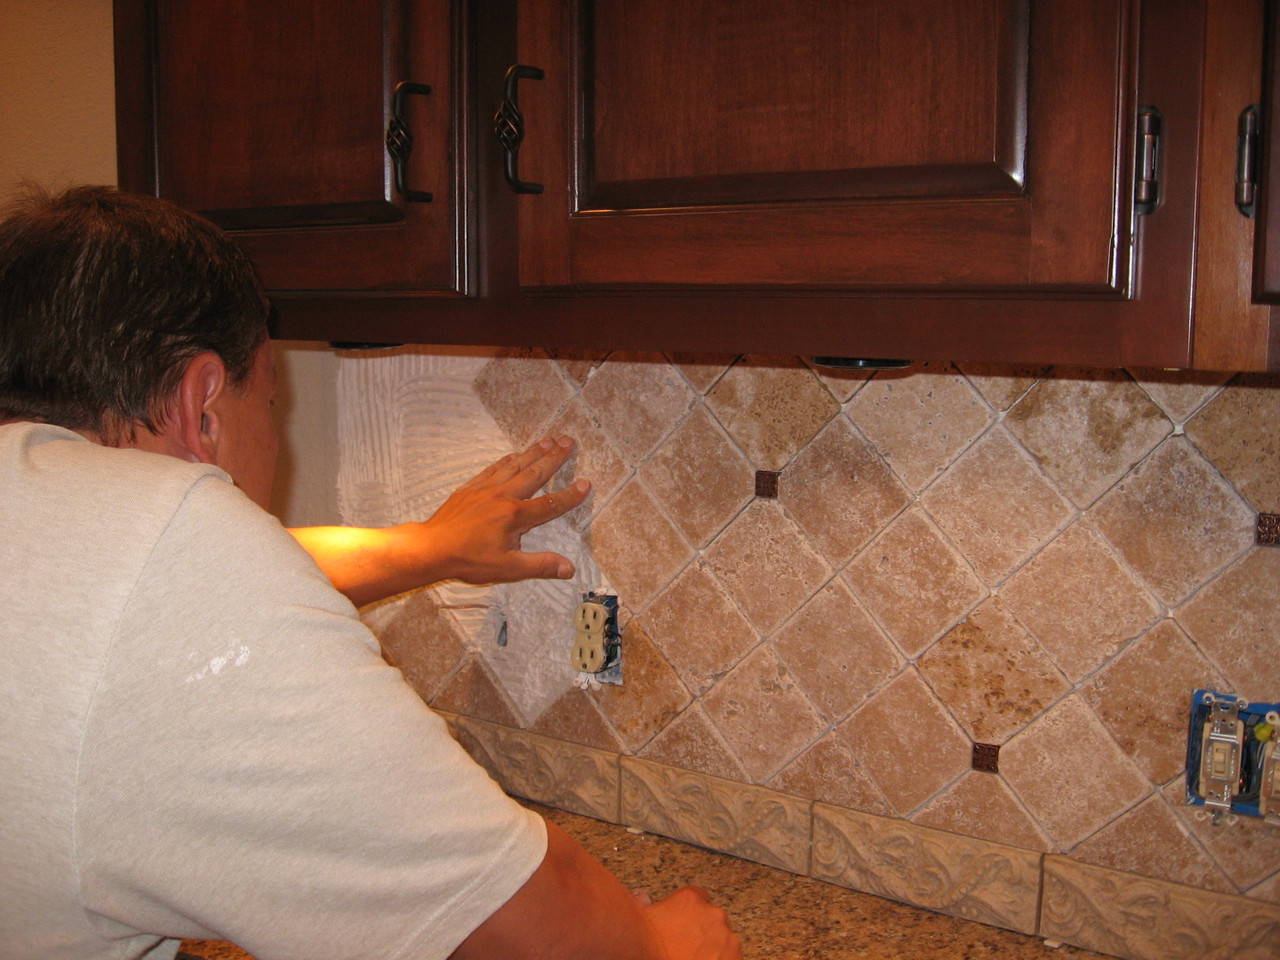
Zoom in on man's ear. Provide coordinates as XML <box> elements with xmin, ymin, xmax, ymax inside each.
<box><xmin>168</xmin><ymin>352</ymin><xmax>229</xmax><ymax>464</ymax></box>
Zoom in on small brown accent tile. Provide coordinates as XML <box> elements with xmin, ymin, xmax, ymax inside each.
<box><xmin>1257</xmin><ymin>512</ymin><xmax>1280</xmax><ymax>546</ymax></box>
<box><xmin>1091</xmin><ymin>438</ymin><xmax>1255</xmax><ymax>606</ymax></box>
<box><xmin>972</xmin><ymin>742</ymin><xmax>1000</xmax><ymax>773</ymax></box>
<box><xmin>753</xmin><ymin>470</ymin><xmax>779</xmax><ymax>498</ymax></box>
<box><xmin>703</xmin><ymin>499</ymin><xmax>831</xmax><ymax>635</ymax></box>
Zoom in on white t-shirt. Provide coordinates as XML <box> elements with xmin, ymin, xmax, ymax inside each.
<box><xmin>0</xmin><ymin>422</ymin><xmax>545</xmax><ymax>960</ymax></box>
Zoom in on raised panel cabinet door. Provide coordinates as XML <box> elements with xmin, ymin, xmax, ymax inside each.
<box><xmin>115</xmin><ymin>0</ymin><xmax>471</xmax><ymax>295</ymax></box>
<box><xmin>512</xmin><ymin>0</ymin><xmax>1136</xmax><ymax>294</ymax></box>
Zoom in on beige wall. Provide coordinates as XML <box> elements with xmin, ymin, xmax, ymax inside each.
<box><xmin>0</xmin><ymin>0</ymin><xmax>340</xmax><ymax>526</ymax></box>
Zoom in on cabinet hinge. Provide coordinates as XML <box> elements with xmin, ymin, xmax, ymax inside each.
<box><xmin>1236</xmin><ymin>104</ymin><xmax>1261</xmax><ymax>217</ymax></box>
<box><xmin>1135</xmin><ymin>107</ymin><xmax>1162</xmax><ymax>215</ymax></box>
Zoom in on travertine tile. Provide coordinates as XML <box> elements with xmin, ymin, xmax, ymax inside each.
<box><xmin>701</xmin><ymin>644</ymin><xmax>828</xmax><ymax>783</ymax></box>
<box><xmin>836</xmin><ymin>669</ymin><xmax>971</xmax><ymax>815</ymax></box>
<box><xmin>999</xmin><ymin>520</ymin><xmax>1161</xmax><ymax>682</ymax></box>
<box><xmin>1069</xmin><ymin>795</ymin><xmax>1234</xmax><ymax>893</ymax></box>
<box><xmin>456</xmin><ymin>717</ymin><xmax>620</xmax><ymax>822</ymax></box>
<box><xmin>430</xmin><ymin>656</ymin><xmax>524</xmax><ymax>727</ymax></box>
<box><xmin>637</xmin><ymin>704</ymin><xmax>749</xmax><ymax>782</ymax></box>
<box><xmin>590</xmin><ymin>479</ymin><xmax>694</xmax><ymax>608</ymax></box>
<box><xmin>1004</xmin><ymin>368</ymin><xmax>1171</xmax><ymax>508</ymax></box>
<box><xmin>1176</xmin><ymin>549</ymin><xmax>1280</xmax><ymax>700</ymax></box>
<box><xmin>547</xmin><ymin>347</ymin><xmax>608</xmax><ymax>386</ymax></box>
<box><xmin>1130</xmin><ymin>367</ymin><xmax>1229</xmax><ymax>423</ymax></box>
<box><xmin>1079</xmin><ymin>618</ymin><xmax>1228</xmax><ymax>785</ymax></box>
<box><xmin>912</xmin><ymin>770</ymin><xmax>1052</xmax><ymax>852</ymax></box>
<box><xmin>1184</xmin><ymin>373</ymin><xmax>1280</xmax><ymax>513</ymax></box>
<box><xmin>772</xmin><ymin>579</ymin><xmax>903</xmax><ymax>722</ymax></box>
<box><xmin>472</xmin><ymin>348</ymin><xmax>575</xmax><ymax>449</ymax></box>
<box><xmin>1248</xmin><ymin>870</ymin><xmax>1280</xmax><ymax>907</ymax></box>
<box><xmin>768</xmin><ymin>733</ymin><xmax>892</xmax><ymax>815</ymax></box>
<box><xmin>580</xmin><ymin>351</ymin><xmax>696</xmax><ymax>464</ymax></box>
<box><xmin>621</xmin><ymin>758</ymin><xmax>811</xmax><ymax>874</ymax></box>
<box><xmin>1041</xmin><ymin>855</ymin><xmax>1280</xmax><ymax>960</ymax></box>
<box><xmin>637</xmin><ymin>405</ymin><xmax>754</xmax><ymax>547</ymax></box>
<box><xmin>1001</xmin><ymin>696</ymin><xmax>1150</xmax><ymax>849</ymax></box>
<box><xmin>546</xmin><ymin>398</ymin><xmax>631</xmax><ymax>530</ymax></box>
<box><xmin>667</xmin><ymin>352</ymin><xmax>738</xmax><ymax>394</ymax></box>
<box><xmin>812</xmin><ymin>804</ymin><xmax>1042</xmax><ymax>935</ymax></box>
<box><xmin>956</xmin><ymin>362</ymin><xmax>1048</xmax><ymax>410</ymax></box>
<box><xmin>704</xmin><ymin>355</ymin><xmax>840</xmax><ymax>470</ymax></box>
<box><xmin>1163</xmin><ymin>777</ymin><xmax>1280</xmax><ymax>892</ymax></box>
<box><xmin>702</xmin><ymin>499</ymin><xmax>831</xmax><ymax>635</ymax></box>
<box><xmin>918</xmin><ymin>598</ymin><xmax>1071</xmax><ymax>744</ymax></box>
<box><xmin>1091</xmin><ymin>438</ymin><xmax>1255</xmax><ymax>606</ymax></box>
<box><xmin>805</xmin><ymin>358</ymin><xmax>874</xmax><ymax>402</ymax></box>
<box><xmin>589</xmin><ymin>619</ymin><xmax>691</xmax><ymax>753</ymax></box>
<box><xmin>529</xmin><ymin>688</ymin><xmax>624</xmax><ymax>752</ymax></box>
<box><xmin>921</xmin><ymin>426</ymin><xmax>1074</xmax><ymax>584</ymax></box>
<box><xmin>845</xmin><ymin>361</ymin><xmax>995</xmax><ymax>492</ymax></box>
<box><xmin>641</xmin><ymin>561</ymin><xmax>760</xmax><ymax>696</ymax></box>
<box><xmin>365</xmin><ymin>588</ymin><xmax>467</xmax><ymax>704</ymax></box>
<box><xmin>779</xmin><ymin>414</ymin><xmax>911</xmax><ymax>565</ymax></box>
<box><xmin>843</xmin><ymin>506</ymin><xmax>988</xmax><ymax>658</ymax></box>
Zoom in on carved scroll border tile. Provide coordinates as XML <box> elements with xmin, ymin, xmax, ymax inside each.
<box><xmin>620</xmin><ymin>757</ymin><xmax>811</xmax><ymax>875</ymax></box>
<box><xmin>455</xmin><ymin>717</ymin><xmax>620</xmax><ymax>823</ymax></box>
<box><xmin>812</xmin><ymin>803</ymin><xmax>1041</xmax><ymax>936</ymax></box>
<box><xmin>1042</xmin><ymin>855</ymin><xmax>1280</xmax><ymax>960</ymax></box>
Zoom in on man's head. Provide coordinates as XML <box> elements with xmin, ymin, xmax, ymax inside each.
<box><xmin>0</xmin><ymin>185</ymin><xmax>278</xmax><ymax>506</ymax></box>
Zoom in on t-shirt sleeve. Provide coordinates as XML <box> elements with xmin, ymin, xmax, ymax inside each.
<box><xmin>74</xmin><ymin>474</ymin><xmax>546</xmax><ymax>960</ymax></box>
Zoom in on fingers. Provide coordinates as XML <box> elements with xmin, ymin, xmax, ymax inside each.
<box><xmin>505</xmin><ymin>435</ymin><xmax>577</xmax><ymax>497</ymax></box>
<box><xmin>532</xmin><ymin>478</ymin><xmax>591</xmax><ymax>525</ymax></box>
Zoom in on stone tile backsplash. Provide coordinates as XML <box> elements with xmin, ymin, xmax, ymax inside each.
<box><xmin>355</xmin><ymin>352</ymin><xmax>1280</xmax><ymax>958</ymax></box>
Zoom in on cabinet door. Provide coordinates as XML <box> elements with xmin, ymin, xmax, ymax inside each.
<box><xmin>514</xmin><ymin>0</ymin><xmax>1136</xmax><ymax>294</ymax></box>
<box><xmin>114</xmin><ymin>0</ymin><xmax>471</xmax><ymax>295</ymax></box>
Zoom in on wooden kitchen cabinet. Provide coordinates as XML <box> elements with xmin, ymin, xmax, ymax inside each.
<box><xmin>113</xmin><ymin>0</ymin><xmax>1280</xmax><ymax>371</ymax></box>
<box><xmin>114</xmin><ymin>0</ymin><xmax>474</xmax><ymax>296</ymax></box>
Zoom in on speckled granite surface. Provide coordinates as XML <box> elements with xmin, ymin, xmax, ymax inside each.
<box><xmin>179</xmin><ymin>803</ymin><xmax>1112</xmax><ymax>960</ymax></box>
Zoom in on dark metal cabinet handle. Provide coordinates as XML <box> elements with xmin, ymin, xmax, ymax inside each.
<box><xmin>386</xmin><ymin>81</ymin><xmax>433</xmax><ymax>203</ymax></box>
<box><xmin>1236</xmin><ymin>104</ymin><xmax>1260</xmax><ymax>218</ymax></box>
<box><xmin>495</xmin><ymin>64</ymin><xmax>545</xmax><ymax>194</ymax></box>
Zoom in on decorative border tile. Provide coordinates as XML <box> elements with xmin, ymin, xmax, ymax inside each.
<box><xmin>812</xmin><ymin>803</ymin><xmax>1041</xmax><ymax>935</ymax></box>
<box><xmin>1042</xmin><ymin>855</ymin><xmax>1280</xmax><ymax>960</ymax></box>
<box><xmin>455</xmin><ymin>717</ymin><xmax>619</xmax><ymax>823</ymax></box>
<box><xmin>620</xmin><ymin>757</ymin><xmax>811</xmax><ymax>875</ymax></box>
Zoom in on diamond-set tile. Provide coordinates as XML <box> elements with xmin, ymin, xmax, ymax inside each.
<box><xmin>1004</xmin><ymin>368</ymin><xmax>1172</xmax><ymax>508</ymax></box>
<box><xmin>1184</xmin><ymin>372</ymin><xmax>1280</xmax><ymax>512</ymax></box>
<box><xmin>590</xmin><ymin>479</ymin><xmax>694</xmax><ymax>609</ymax></box>
<box><xmin>472</xmin><ymin>348</ymin><xmax>575</xmax><ymax>449</ymax></box>
<box><xmin>579</xmin><ymin>351</ymin><xmax>697</xmax><ymax>464</ymax></box>
<box><xmin>912</xmin><ymin>770</ymin><xmax>1053</xmax><ymax>852</ymax></box>
<box><xmin>704</xmin><ymin>355</ymin><xmax>840</xmax><ymax>470</ymax></box>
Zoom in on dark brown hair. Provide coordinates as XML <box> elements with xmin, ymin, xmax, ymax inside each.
<box><xmin>0</xmin><ymin>185</ymin><xmax>270</xmax><ymax>440</ymax></box>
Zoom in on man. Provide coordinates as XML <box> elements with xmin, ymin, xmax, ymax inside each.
<box><xmin>0</xmin><ymin>186</ymin><xmax>740</xmax><ymax>960</ymax></box>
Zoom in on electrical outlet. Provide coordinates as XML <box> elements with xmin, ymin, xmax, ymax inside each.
<box><xmin>570</xmin><ymin>591</ymin><xmax>622</xmax><ymax>683</ymax></box>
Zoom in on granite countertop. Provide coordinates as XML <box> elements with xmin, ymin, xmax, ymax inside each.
<box><xmin>179</xmin><ymin>803</ymin><xmax>1111</xmax><ymax>960</ymax></box>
